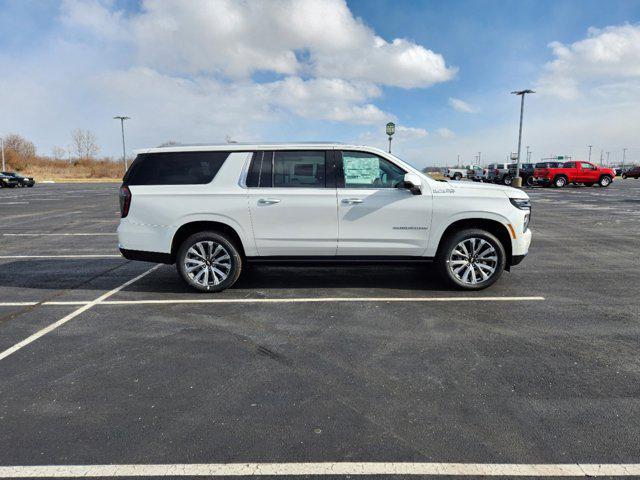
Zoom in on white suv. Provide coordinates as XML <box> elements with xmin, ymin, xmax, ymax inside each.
<box><xmin>118</xmin><ymin>143</ymin><xmax>532</xmax><ymax>292</ymax></box>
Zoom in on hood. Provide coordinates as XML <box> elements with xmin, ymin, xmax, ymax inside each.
<box><xmin>443</xmin><ymin>180</ymin><xmax>529</xmax><ymax>199</ymax></box>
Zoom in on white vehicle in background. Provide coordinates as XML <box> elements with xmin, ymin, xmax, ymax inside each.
<box><xmin>445</xmin><ymin>165</ymin><xmax>482</xmax><ymax>181</ymax></box>
<box><xmin>118</xmin><ymin>143</ymin><xmax>532</xmax><ymax>292</ymax></box>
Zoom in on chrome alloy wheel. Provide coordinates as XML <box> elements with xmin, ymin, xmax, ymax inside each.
<box><xmin>184</xmin><ymin>241</ymin><xmax>232</xmax><ymax>288</ymax></box>
<box><xmin>448</xmin><ymin>238</ymin><xmax>498</xmax><ymax>285</ymax></box>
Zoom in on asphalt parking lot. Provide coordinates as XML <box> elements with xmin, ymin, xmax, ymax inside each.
<box><xmin>0</xmin><ymin>181</ymin><xmax>639</xmax><ymax>478</ymax></box>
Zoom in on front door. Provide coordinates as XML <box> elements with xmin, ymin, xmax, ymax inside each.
<box><xmin>577</xmin><ymin>162</ymin><xmax>599</xmax><ymax>183</ymax></box>
<box><xmin>336</xmin><ymin>150</ymin><xmax>431</xmax><ymax>256</ymax></box>
<box><xmin>247</xmin><ymin>150</ymin><xmax>338</xmax><ymax>256</ymax></box>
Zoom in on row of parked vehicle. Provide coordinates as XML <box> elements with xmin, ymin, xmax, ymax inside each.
<box><xmin>447</xmin><ymin>161</ymin><xmax>621</xmax><ymax>188</ymax></box>
<box><xmin>0</xmin><ymin>171</ymin><xmax>36</xmax><ymax>188</ymax></box>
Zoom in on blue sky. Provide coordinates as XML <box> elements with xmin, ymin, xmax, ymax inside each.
<box><xmin>1</xmin><ymin>0</ymin><xmax>639</xmax><ymax>167</ymax></box>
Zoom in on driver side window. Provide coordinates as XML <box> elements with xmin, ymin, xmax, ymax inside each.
<box><xmin>340</xmin><ymin>151</ymin><xmax>405</xmax><ymax>188</ymax></box>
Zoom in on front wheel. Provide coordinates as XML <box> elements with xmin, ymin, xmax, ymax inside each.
<box><xmin>437</xmin><ymin>229</ymin><xmax>506</xmax><ymax>290</ymax></box>
<box><xmin>503</xmin><ymin>176</ymin><xmax>513</xmax><ymax>186</ymax></box>
<box><xmin>526</xmin><ymin>176</ymin><xmax>535</xmax><ymax>187</ymax></box>
<box><xmin>453</xmin><ymin>173</ymin><xmax>462</xmax><ymax>181</ymax></box>
<box><xmin>176</xmin><ymin>231</ymin><xmax>242</xmax><ymax>292</ymax></box>
<box><xmin>599</xmin><ymin>175</ymin><xmax>612</xmax><ymax>187</ymax></box>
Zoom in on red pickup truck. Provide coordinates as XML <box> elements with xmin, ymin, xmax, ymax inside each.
<box><xmin>534</xmin><ymin>161</ymin><xmax>615</xmax><ymax>188</ymax></box>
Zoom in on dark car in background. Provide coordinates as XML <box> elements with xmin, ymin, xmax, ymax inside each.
<box><xmin>622</xmin><ymin>166</ymin><xmax>640</xmax><ymax>179</ymax></box>
<box><xmin>1</xmin><ymin>172</ymin><xmax>35</xmax><ymax>187</ymax></box>
<box><xmin>508</xmin><ymin>163</ymin><xmax>536</xmax><ymax>187</ymax></box>
<box><xmin>0</xmin><ymin>173</ymin><xmax>20</xmax><ymax>188</ymax></box>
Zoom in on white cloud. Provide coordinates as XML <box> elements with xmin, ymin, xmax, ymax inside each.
<box><xmin>62</xmin><ymin>0</ymin><xmax>456</xmax><ymax>88</ymax></box>
<box><xmin>435</xmin><ymin>128</ymin><xmax>455</xmax><ymax>139</ymax></box>
<box><xmin>396</xmin><ymin>125</ymin><xmax>428</xmax><ymax>139</ymax></box>
<box><xmin>538</xmin><ymin>24</ymin><xmax>640</xmax><ymax>99</ymax></box>
<box><xmin>448</xmin><ymin>97</ymin><xmax>477</xmax><ymax>113</ymax></box>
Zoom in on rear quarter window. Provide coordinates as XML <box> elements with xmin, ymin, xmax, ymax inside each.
<box><xmin>124</xmin><ymin>151</ymin><xmax>230</xmax><ymax>185</ymax></box>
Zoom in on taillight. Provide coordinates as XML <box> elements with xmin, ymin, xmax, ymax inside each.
<box><xmin>119</xmin><ymin>186</ymin><xmax>131</xmax><ymax>218</ymax></box>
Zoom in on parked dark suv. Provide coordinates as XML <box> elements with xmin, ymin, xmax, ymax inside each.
<box><xmin>622</xmin><ymin>166</ymin><xmax>640</xmax><ymax>179</ymax></box>
<box><xmin>1</xmin><ymin>171</ymin><xmax>35</xmax><ymax>187</ymax></box>
<box><xmin>505</xmin><ymin>163</ymin><xmax>536</xmax><ymax>187</ymax></box>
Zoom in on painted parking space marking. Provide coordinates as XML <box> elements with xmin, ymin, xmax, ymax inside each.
<box><xmin>0</xmin><ymin>254</ymin><xmax>122</xmax><ymax>259</ymax></box>
<box><xmin>2</xmin><ymin>233</ymin><xmax>117</xmax><ymax>236</ymax></box>
<box><xmin>0</xmin><ymin>264</ymin><xmax>160</xmax><ymax>361</ymax></box>
<box><xmin>0</xmin><ymin>296</ymin><xmax>545</xmax><ymax>308</ymax></box>
<box><xmin>0</xmin><ymin>462</ymin><xmax>638</xmax><ymax>477</ymax></box>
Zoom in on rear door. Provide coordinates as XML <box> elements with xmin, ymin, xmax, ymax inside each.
<box><xmin>246</xmin><ymin>150</ymin><xmax>338</xmax><ymax>256</ymax></box>
<box><xmin>336</xmin><ymin>150</ymin><xmax>431</xmax><ymax>256</ymax></box>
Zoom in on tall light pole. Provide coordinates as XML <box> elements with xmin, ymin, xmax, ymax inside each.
<box><xmin>622</xmin><ymin>147</ymin><xmax>627</xmax><ymax>170</ymax></box>
<box><xmin>511</xmin><ymin>89</ymin><xmax>535</xmax><ymax>187</ymax></box>
<box><xmin>588</xmin><ymin>145</ymin><xmax>592</xmax><ymax>163</ymax></box>
<box><xmin>477</xmin><ymin>151</ymin><xmax>481</xmax><ymax>166</ymax></box>
<box><xmin>606</xmin><ymin>152</ymin><xmax>610</xmax><ymax>166</ymax></box>
<box><xmin>526</xmin><ymin>146</ymin><xmax>531</xmax><ymax>163</ymax></box>
<box><xmin>386</xmin><ymin>122</ymin><xmax>395</xmax><ymax>153</ymax></box>
<box><xmin>457</xmin><ymin>154</ymin><xmax>460</xmax><ymax>168</ymax></box>
<box><xmin>1</xmin><ymin>136</ymin><xmax>5</xmax><ymax>172</ymax></box>
<box><xmin>114</xmin><ymin>116</ymin><xmax>131</xmax><ymax>173</ymax></box>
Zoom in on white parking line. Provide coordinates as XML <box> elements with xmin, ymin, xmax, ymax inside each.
<box><xmin>2</xmin><ymin>233</ymin><xmax>117</xmax><ymax>236</ymax></box>
<box><xmin>0</xmin><ymin>254</ymin><xmax>122</xmax><ymax>259</ymax></box>
<box><xmin>0</xmin><ymin>462</ymin><xmax>638</xmax><ymax>477</ymax></box>
<box><xmin>0</xmin><ymin>265</ymin><xmax>160</xmax><ymax>361</ymax></box>
<box><xmin>0</xmin><ymin>296</ymin><xmax>545</xmax><ymax>307</ymax></box>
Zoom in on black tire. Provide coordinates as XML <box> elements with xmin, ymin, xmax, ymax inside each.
<box><xmin>453</xmin><ymin>173</ymin><xmax>462</xmax><ymax>181</ymax></box>
<box><xmin>622</xmin><ymin>173</ymin><xmax>627</xmax><ymax>179</ymax></box>
<box><xmin>436</xmin><ymin>228</ymin><xmax>506</xmax><ymax>290</ymax></box>
<box><xmin>525</xmin><ymin>176</ymin><xmax>535</xmax><ymax>187</ymax></box>
<box><xmin>503</xmin><ymin>176</ymin><xmax>513</xmax><ymax>186</ymax></box>
<box><xmin>176</xmin><ymin>231</ymin><xmax>242</xmax><ymax>293</ymax></box>
<box><xmin>553</xmin><ymin>176</ymin><xmax>567</xmax><ymax>188</ymax></box>
<box><xmin>599</xmin><ymin>175</ymin><xmax>612</xmax><ymax>187</ymax></box>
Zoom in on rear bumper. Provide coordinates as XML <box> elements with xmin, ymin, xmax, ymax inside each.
<box><xmin>119</xmin><ymin>248</ymin><xmax>173</xmax><ymax>264</ymax></box>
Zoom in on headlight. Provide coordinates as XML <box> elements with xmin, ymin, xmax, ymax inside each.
<box><xmin>509</xmin><ymin>198</ymin><xmax>531</xmax><ymax>210</ymax></box>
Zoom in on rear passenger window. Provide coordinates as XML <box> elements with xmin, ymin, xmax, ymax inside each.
<box><xmin>125</xmin><ymin>151</ymin><xmax>229</xmax><ymax>185</ymax></box>
<box><xmin>273</xmin><ymin>151</ymin><xmax>325</xmax><ymax>188</ymax></box>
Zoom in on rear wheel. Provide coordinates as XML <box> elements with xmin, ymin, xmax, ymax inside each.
<box><xmin>599</xmin><ymin>175</ymin><xmax>612</xmax><ymax>187</ymax></box>
<box><xmin>176</xmin><ymin>231</ymin><xmax>242</xmax><ymax>292</ymax></box>
<box><xmin>553</xmin><ymin>176</ymin><xmax>567</xmax><ymax>188</ymax></box>
<box><xmin>503</xmin><ymin>176</ymin><xmax>513</xmax><ymax>186</ymax></box>
<box><xmin>437</xmin><ymin>229</ymin><xmax>506</xmax><ymax>290</ymax></box>
<box><xmin>525</xmin><ymin>176</ymin><xmax>535</xmax><ymax>187</ymax></box>
<box><xmin>453</xmin><ymin>173</ymin><xmax>462</xmax><ymax>181</ymax></box>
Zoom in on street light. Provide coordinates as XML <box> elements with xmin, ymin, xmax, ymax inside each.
<box><xmin>386</xmin><ymin>122</ymin><xmax>395</xmax><ymax>153</ymax></box>
<box><xmin>1</xmin><ymin>136</ymin><xmax>5</xmax><ymax>172</ymax></box>
<box><xmin>526</xmin><ymin>146</ymin><xmax>531</xmax><ymax>163</ymax></box>
<box><xmin>622</xmin><ymin>147</ymin><xmax>627</xmax><ymax>170</ymax></box>
<box><xmin>114</xmin><ymin>116</ymin><xmax>131</xmax><ymax>173</ymax></box>
<box><xmin>588</xmin><ymin>145</ymin><xmax>592</xmax><ymax>163</ymax></box>
<box><xmin>511</xmin><ymin>89</ymin><xmax>535</xmax><ymax>187</ymax></box>
<box><xmin>606</xmin><ymin>152</ymin><xmax>610</xmax><ymax>166</ymax></box>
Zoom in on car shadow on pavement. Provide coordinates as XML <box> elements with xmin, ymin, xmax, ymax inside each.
<box><xmin>123</xmin><ymin>264</ymin><xmax>457</xmax><ymax>294</ymax></box>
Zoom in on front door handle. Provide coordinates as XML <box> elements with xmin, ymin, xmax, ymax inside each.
<box><xmin>258</xmin><ymin>198</ymin><xmax>281</xmax><ymax>205</ymax></box>
<box><xmin>342</xmin><ymin>198</ymin><xmax>363</xmax><ymax>204</ymax></box>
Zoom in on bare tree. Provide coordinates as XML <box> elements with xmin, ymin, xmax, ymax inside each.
<box><xmin>51</xmin><ymin>146</ymin><xmax>66</xmax><ymax>161</ymax></box>
<box><xmin>4</xmin><ymin>133</ymin><xmax>36</xmax><ymax>161</ymax></box>
<box><xmin>72</xmin><ymin>129</ymin><xmax>100</xmax><ymax>160</ymax></box>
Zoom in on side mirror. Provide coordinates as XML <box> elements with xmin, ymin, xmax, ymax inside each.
<box><xmin>400</xmin><ymin>173</ymin><xmax>422</xmax><ymax>195</ymax></box>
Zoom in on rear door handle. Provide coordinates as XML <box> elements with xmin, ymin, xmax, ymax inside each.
<box><xmin>258</xmin><ymin>198</ymin><xmax>281</xmax><ymax>205</ymax></box>
<box><xmin>342</xmin><ymin>198</ymin><xmax>363</xmax><ymax>204</ymax></box>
